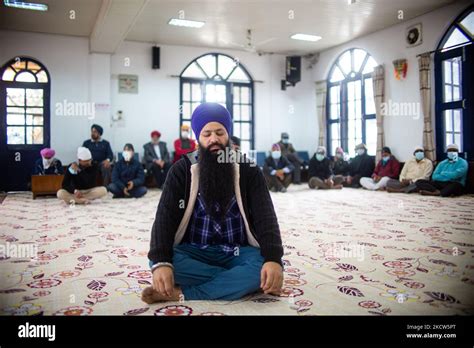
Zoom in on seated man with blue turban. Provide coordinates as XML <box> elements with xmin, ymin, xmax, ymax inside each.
<box><xmin>143</xmin><ymin>102</ymin><xmax>284</xmax><ymax>303</ymax></box>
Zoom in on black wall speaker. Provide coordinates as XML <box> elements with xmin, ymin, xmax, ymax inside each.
<box><xmin>286</xmin><ymin>56</ymin><xmax>301</xmax><ymax>85</ymax></box>
<box><xmin>152</xmin><ymin>46</ymin><xmax>160</xmax><ymax>69</ymax></box>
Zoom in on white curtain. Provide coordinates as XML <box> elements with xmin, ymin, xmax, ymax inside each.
<box><xmin>372</xmin><ymin>65</ymin><xmax>385</xmax><ymax>162</ymax></box>
<box><xmin>316</xmin><ymin>81</ymin><xmax>327</xmax><ymax>147</ymax></box>
<box><xmin>419</xmin><ymin>53</ymin><xmax>436</xmax><ymax>161</ymax></box>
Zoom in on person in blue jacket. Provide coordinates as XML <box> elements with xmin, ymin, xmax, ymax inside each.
<box><xmin>415</xmin><ymin>144</ymin><xmax>468</xmax><ymax>197</ymax></box>
<box><xmin>108</xmin><ymin>143</ymin><xmax>147</xmax><ymax>198</ymax></box>
<box><xmin>82</xmin><ymin>124</ymin><xmax>114</xmax><ymax>185</ymax></box>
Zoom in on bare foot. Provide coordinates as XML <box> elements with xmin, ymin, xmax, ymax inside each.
<box><xmin>141</xmin><ymin>286</ymin><xmax>182</xmax><ymax>304</ymax></box>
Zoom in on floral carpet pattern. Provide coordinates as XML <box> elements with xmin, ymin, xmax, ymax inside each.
<box><xmin>0</xmin><ymin>186</ymin><xmax>473</xmax><ymax>316</ymax></box>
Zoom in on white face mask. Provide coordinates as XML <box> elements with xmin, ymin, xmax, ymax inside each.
<box><xmin>42</xmin><ymin>157</ymin><xmax>53</xmax><ymax>169</ymax></box>
<box><xmin>271</xmin><ymin>151</ymin><xmax>281</xmax><ymax>159</ymax></box>
<box><xmin>181</xmin><ymin>131</ymin><xmax>189</xmax><ymax>139</ymax></box>
<box><xmin>122</xmin><ymin>151</ymin><xmax>132</xmax><ymax>161</ymax></box>
<box><xmin>356</xmin><ymin>149</ymin><xmax>365</xmax><ymax>156</ymax></box>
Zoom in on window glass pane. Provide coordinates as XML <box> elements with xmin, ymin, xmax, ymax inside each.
<box><xmin>241</xmin><ymin>123</ymin><xmax>250</xmax><ymax>140</ymax></box>
<box><xmin>444</xmin><ymin>85</ymin><xmax>453</xmax><ymax>103</ymax></box>
<box><xmin>36</xmin><ymin>70</ymin><xmax>48</xmax><ymax>83</ymax></box>
<box><xmin>7</xmin><ymin>88</ymin><xmax>25</xmax><ymax>106</ymax></box>
<box><xmin>7</xmin><ymin>114</ymin><xmax>25</xmax><ymax>125</ymax></box>
<box><xmin>192</xmin><ymin>83</ymin><xmax>201</xmax><ymax>100</ymax></box>
<box><xmin>205</xmin><ymin>84</ymin><xmax>226</xmax><ymax>103</ymax></box>
<box><xmin>227</xmin><ymin>67</ymin><xmax>250</xmax><ymax>82</ymax></box>
<box><xmin>353</xmin><ymin>49</ymin><xmax>367</xmax><ymax>73</ymax></box>
<box><xmin>443</xmin><ymin>27</ymin><xmax>470</xmax><ymax>50</ymax></box>
<box><xmin>365</xmin><ymin>78</ymin><xmax>375</xmax><ymax>115</ymax></box>
<box><xmin>7</xmin><ymin>126</ymin><xmax>25</xmax><ymax>144</ymax></box>
<box><xmin>2</xmin><ymin>67</ymin><xmax>15</xmax><ymax>81</ymax></box>
<box><xmin>7</xmin><ymin>106</ymin><xmax>24</xmax><ymax>114</ymax></box>
<box><xmin>453</xmin><ymin>86</ymin><xmax>460</xmax><ymax>101</ymax></box>
<box><xmin>362</xmin><ymin>56</ymin><xmax>377</xmax><ymax>74</ymax></box>
<box><xmin>182</xmin><ymin>83</ymin><xmax>191</xmax><ymax>101</ymax></box>
<box><xmin>16</xmin><ymin>71</ymin><xmax>36</xmax><ymax>82</ymax></box>
<box><xmin>453</xmin><ymin>109</ymin><xmax>462</xmax><ymax>132</ymax></box>
<box><xmin>330</xmin><ymin>85</ymin><xmax>340</xmax><ymax>104</ymax></box>
<box><xmin>330</xmin><ymin>66</ymin><xmax>345</xmax><ymax>83</ymax></box>
<box><xmin>338</xmin><ymin>51</ymin><xmax>352</xmax><ymax>75</ymax></box>
<box><xmin>330</xmin><ymin>122</ymin><xmax>340</xmax><ymax>141</ymax></box>
<box><xmin>241</xmin><ymin>105</ymin><xmax>251</xmax><ymax>121</ymax></box>
<box><xmin>241</xmin><ymin>87</ymin><xmax>250</xmax><ymax>104</ymax></box>
<box><xmin>26</xmin><ymin>114</ymin><xmax>44</xmax><ymax>125</ymax></box>
<box><xmin>444</xmin><ymin>110</ymin><xmax>453</xmax><ymax>131</ymax></box>
<box><xmin>233</xmin><ymin>86</ymin><xmax>240</xmax><ymax>103</ymax></box>
<box><xmin>233</xmin><ymin>122</ymin><xmax>241</xmax><ymax>138</ymax></box>
<box><xmin>27</xmin><ymin>61</ymin><xmax>42</xmax><ymax>73</ymax></box>
<box><xmin>26</xmin><ymin>126</ymin><xmax>44</xmax><ymax>144</ymax></box>
<box><xmin>191</xmin><ymin>102</ymin><xmax>200</xmax><ymax>115</ymax></box>
<box><xmin>182</xmin><ymin>102</ymin><xmax>191</xmax><ymax>118</ymax></box>
<box><xmin>12</xmin><ymin>60</ymin><xmax>26</xmax><ymax>70</ymax></box>
<box><xmin>182</xmin><ymin>62</ymin><xmax>206</xmax><ymax>79</ymax></box>
<box><xmin>445</xmin><ymin>133</ymin><xmax>453</xmax><ymax>150</ymax></box>
<box><xmin>218</xmin><ymin>55</ymin><xmax>237</xmax><ymax>79</ymax></box>
<box><xmin>452</xmin><ymin>57</ymin><xmax>461</xmax><ymax>85</ymax></box>
<box><xmin>366</xmin><ymin>118</ymin><xmax>377</xmax><ymax>156</ymax></box>
<box><xmin>443</xmin><ymin>60</ymin><xmax>452</xmax><ymax>84</ymax></box>
<box><xmin>26</xmin><ymin>89</ymin><xmax>43</xmax><ymax>106</ymax></box>
<box><xmin>240</xmin><ymin>141</ymin><xmax>250</xmax><ymax>156</ymax></box>
<box><xmin>233</xmin><ymin>104</ymin><xmax>241</xmax><ymax>121</ymax></box>
<box><xmin>197</xmin><ymin>55</ymin><xmax>216</xmax><ymax>78</ymax></box>
<box><xmin>454</xmin><ymin>133</ymin><xmax>462</xmax><ymax>151</ymax></box>
<box><xmin>460</xmin><ymin>11</ymin><xmax>474</xmax><ymax>36</ymax></box>
<box><xmin>330</xmin><ymin>104</ymin><xmax>339</xmax><ymax>120</ymax></box>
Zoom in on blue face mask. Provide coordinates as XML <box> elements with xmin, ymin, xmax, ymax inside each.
<box><xmin>316</xmin><ymin>154</ymin><xmax>324</xmax><ymax>161</ymax></box>
<box><xmin>68</xmin><ymin>166</ymin><xmax>77</xmax><ymax>175</ymax></box>
<box><xmin>415</xmin><ymin>152</ymin><xmax>424</xmax><ymax>161</ymax></box>
<box><xmin>447</xmin><ymin>152</ymin><xmax>458</xmax><ymax>161</ymax></box>
<box><xmin>282</xmin><ymin>138</ymin><xmax>289</xmax><ymax>144</ymax></box>
<box><xmin>382</xmin><ymin>156</ymin><xmax>390</xmax><ymax>163</ymax></box>
<box><xmin>271</xmin><ymin>151</ymin><xmax>281</xmax><ymax>160</ymax></box>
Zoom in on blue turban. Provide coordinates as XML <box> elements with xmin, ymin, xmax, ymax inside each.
<box><xmin>191</xmin><ymin>103</ymin><xmax>232</xmax><ymax>139</ymax></box>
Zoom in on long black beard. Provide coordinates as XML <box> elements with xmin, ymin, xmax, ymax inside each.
<box><xmin>198</xmin><ymin>142</ymin><xmax>235</xmax><ymax>219</ymax></box>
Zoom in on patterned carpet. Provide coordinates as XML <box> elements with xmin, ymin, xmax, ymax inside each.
<box><xmin>0</xmin><ymin>185</ymin><xmax>473</xmax><ymax>316</ymax></box>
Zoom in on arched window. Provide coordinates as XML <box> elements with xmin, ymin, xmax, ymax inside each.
<box><xmin>1</xmin><ymin>57</ymin><xmax>50</xmax><ymax>145</ymax></box>
<box><xmin>435</xmin><ymin>5</ymin><xmax>473</xmax><ymax>160</ymax></box>
<box><xmin>326</xmin><ymin>48</ymin><xmax>378</xmax><ymax>157</ymax></box>
<box><xmin>180</xmin><ymin>53</ymin><xmax>254</xmax><ymax>154</ymax></box>
<box><xmin>0</xmin><ymin>56</ymin><xmax>51</xmax><ymax>191</ymax></box>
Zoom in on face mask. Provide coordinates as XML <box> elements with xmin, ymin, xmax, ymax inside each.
<box><xmin>122</xmin><ymin>151</ymin><xmax>132</xmax><ymax>161</ymax></box>
<box><xmin>316</xmin><ymin>154</ymin><xmax>325</xmax><ymax>161</ymax></box>
<box><xmin>335</xmin><ymin>153</ymin><xmax>343</xmax><ymax>159</ymax></box>
<box><xmin>68</xmin><ymin>166</ymin><xmax>77</xmax><ymax>175</ymax></box>
<box><xmin>382</xmin><ymin>156</ymin><xmax>390</xmax><ymax>162</ymax></box>
<box><xmin>181</xmin><ymin>131</ymin><xmax>189</xmax><ymax>139</ymax></box>
<box><xmin>42</xmin><ymin>158</ymin><xmax>53</xmax><ymax>169</ymax></box>
<box><xmin>415</xmin><ymin>152</ymin><xmax>424</xmax><ymax>161</ymax></box>
<box><xmin>356</xmin><ymin>149</ymin><xmax>365</xmax><ymax>156</ymax></box>
<box><xmin>271</xmin><ymin>151</ymin><xmax>281</xmax><ymax>160</ymax></box>
<box><xmin>282</xmin><ymin>138</ymin><xmax>289</xmax><ymax>144</ymax></box>
<box><xmin>447</xmin><ymin>152</ymin><xmax>458</xmax><ymax>161</ymax></box>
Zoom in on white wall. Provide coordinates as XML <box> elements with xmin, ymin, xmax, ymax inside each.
<box><xmin>313</xmin><ymin>0</ymin><xmax>472</xmax><ymax>161</ymax></box>
<box><xmin>0</xmin><ymin>30</ymin><xmax>315</xmax><ymax>163</ymax></box>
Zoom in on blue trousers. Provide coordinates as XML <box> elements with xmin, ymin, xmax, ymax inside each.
<box><xmin>149</xmin><ymin>244</ymin><xmax>264</xmax><ymax>300</ymax></box>
<box><xmin>108</xmin><ymin>183</ymin><xmax>147</xmax><ymax>198</ymax></box>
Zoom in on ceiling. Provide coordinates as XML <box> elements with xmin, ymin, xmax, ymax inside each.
<box><xmin>0</xmin><ymin>0</ymin><xmax>459</xmax><ymax>55</ymax></box>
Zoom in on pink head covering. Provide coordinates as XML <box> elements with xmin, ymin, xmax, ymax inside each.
<box><xmin>272</xmin><ymin>143</ymin><xmax>281</xmax><ymax>151</ymax></box>
<box><xmin>40</xmin><ymin>148</ymin><xmax>55</xmax><ymax>159</ymax></box>
<box><xmin>335</xmin><ymin>147</ymin><xmax>344</xmax><ymax>155</ymax></box>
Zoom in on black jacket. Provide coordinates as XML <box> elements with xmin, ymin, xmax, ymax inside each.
<box><xmin>308</xmin><ymin>156</ymin><xmax>332</xmax><ymax>180</ymax></box>
<box><xmin>62</xmin><ymin>163</ymin><xmax>99</xmax><ymax>193</ymax></box>
<box><xmin>148</xmin><ymin>155</ymin><xmax>284</xmax><ymax>266</ymax></box>
<box><xmin>349</xmin><ymin>154</ymin><xmax>375</xmax><ymax>177</ymax></box>
<box><xmin>331</xmin><ymin>158</ymin><xmax>350</xmax><ymax>176</ymax></box>
<box><xmin>262</xmin><ymin>156</ymin><xmax>295</xmax><ymax>175</ymax></box>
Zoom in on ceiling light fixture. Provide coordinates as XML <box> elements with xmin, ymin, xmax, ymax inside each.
<box><xmin>168</xmin><ymin>18</ymin><xmax>205</xmax><ymax>28</ymax></box>
<box><xmin>4</xmin><ymin>0</ymin><xmax>48</xmax><ymax>11</ymax></box>
<box><xmin>290</xmin><ymin>33</ymin><xmax>322</xmax><ymax>42</ymax></box>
